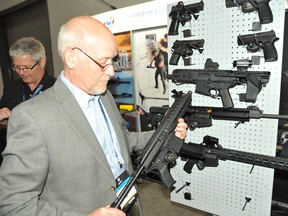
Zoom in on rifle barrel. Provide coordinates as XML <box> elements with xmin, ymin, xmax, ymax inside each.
<box><xmin>261</xmin><ymin>114</ymin><xmax>288</xmax><ymax>120</ymax></box>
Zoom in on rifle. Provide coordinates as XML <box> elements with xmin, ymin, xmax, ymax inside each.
<box><xmin>166</xmin><ymin>58</ymin><xmax>270</xmax><ymax>109</ymax></box>
<box><xmin>184</xmin><ymin>105</ymin><xmax>288</xmax><ymax>130</ymax></box>
<box><xmin>108</xmin><ymin>76</ymin><xmax>131</xmax><ymax>86</ymax></box>
<box><xmin>110</xmin><ymin>91</ymin><xmax>192</xmax><ymax>210</ymax></box>
<box><xmin>149</xmin><ymin>105</ymin><xmax>288</xmax><ymax>131</ymax></box>
<box><xmin>169</xmin><ymin>39</ymin><xmax>205</xmax><ymax>65</ymax></box>
<box><xmin>112</xmin><ymin>93</ymin><xmax>133</xmax><ymax>98</ymax></box>
<box><xmin>225</xmin><ymin>0</ymin><xmax>273</xmax><ymax>24</ymax></box>
<box><xmin>168</xmin><ymin>1</ymin><xmax>204</xmax><ymax>35</ymax></box>
<box><xmin>237</xmin><ymin>30</ymin><xmax>279</xmax><ymax>62</ymax></box>
<box><xmin>180</xmin><ymin>135</ymin><xmax>288</xmax><ymax>174</ymax></box>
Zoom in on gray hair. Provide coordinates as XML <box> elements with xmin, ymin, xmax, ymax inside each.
<box><xmin>9</xmin><ymin>37</ymin><xmax>46</xmax><ymax>61</ymax></box>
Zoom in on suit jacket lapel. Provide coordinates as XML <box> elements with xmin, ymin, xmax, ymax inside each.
<box><xmin>54</xmin><ymin>78</ymin><xmax>113</xmax><ymax>177</ymax></box>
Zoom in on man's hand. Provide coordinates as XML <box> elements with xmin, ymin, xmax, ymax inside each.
<box><xmin>0</xmin><ymin>107</ymin><xmax>11</xmax><ymax>121</ymax></box>
<box><xmin>88</xmin><ymin>206</ymin><xmax>125</xmax><ymax>216</ymax></box>
<box><xmin>174</xmin><ymin>118</ymin><xmax>188</xmax><ymax>139</ymax></box>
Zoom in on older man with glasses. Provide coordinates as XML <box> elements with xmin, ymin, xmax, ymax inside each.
<box><xmin>0</xmin><ymin>16</ymin><xmax>188</xmax><ymax>216</ymax></box>
<box><xmin>0</xmin><ymin>37</ymin><xmax>56</xmax><ymax>121</ymax></box>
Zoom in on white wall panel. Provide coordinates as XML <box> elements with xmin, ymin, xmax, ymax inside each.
<box><xmin>168</xmin><ymin>1</ymin><xmax>286</xmax><ymax>215</ymax></box>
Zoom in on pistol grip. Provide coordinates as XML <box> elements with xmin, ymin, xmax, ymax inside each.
<box><xmin>263</xmin><ymin>37</ymin><xmax>279</xmax><ymax>62</ymax></box>
<box><xmin>219</xmin><ymin>88</ymin><xmax>234</xmax><ymax>109</ymax></box>
<box><xmin>257</xmin><ymin>0</ymin><xmax>273</xmax><ymax>24</ymax></box>
<box><xmin>157</xmin><ymin>164</ymin><xmax>176</xmax><ymax>188</ymax></box>
<box><xmin>183</xmin><ymin>159</ymin><xmax>195</xmax><ymax>174</ymax></box>
<box><xmin>168</xmin><ymin>18</ymin><xmax>180</xmax><ymax>36</ymax></box>
<box><xmin>169</xmin><ymin>53</ymin><xmax>181</xmax><ymax>65</ymax></box>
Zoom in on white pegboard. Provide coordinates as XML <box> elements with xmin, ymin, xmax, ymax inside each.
<box><xmin>167</xmin><ymin>0</ymin><xmax>286</xmax><ymax>216</ymax></box>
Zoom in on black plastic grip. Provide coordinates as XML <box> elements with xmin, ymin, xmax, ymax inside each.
<box><xmin>219</xmin><ymin>88</ymin><xmax>234</xmax><ymax>109</ymax></box>
<box><xmin>169</xmin><ymin>53</ymin><xmax>181</xmax><ymax>65</ymax></box>
<box><xmin>257</xmin><ymin>0</ymin><xmax>273</xmax><ymax>24</ymax></box>
<box><xmin>168</xmin><ymin>18</ymin><xmax>180</xmax><ymax>35</ymax></box>
<box><xmin>262</xmin><ymin>37</ymin><xmax>279</xmax><ymax>62</ymax></box>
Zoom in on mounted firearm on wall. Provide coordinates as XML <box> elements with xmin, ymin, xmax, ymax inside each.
<box><xmin>166</xmin><ymin>58</ymin><xmax>270</xmax><ymax>109</ymax></box>
<box><xmin>238</xmin><ymin>30</ymin><xmax>279</xmax><ymax>62</ymax></box>
<box><xmin>149</xmin><ymin>104</ymin><xmax>288</xmax><ymax>130</ymax></box>
<box><xmin>225</xmin><ymin>0</ymin><xmax>273</xmax><ymax>24</ymax></box>
<box><xmin>180</xmin><ymin>135</ymin><xmax>288</xmax><ymax>174</ymax></box>
<box><xmin>184</xmin><ymin>105</ymin><xmax>288</xmax><ymax>130</ymax></box>
<box><xmin>168</xmin><ymin>1</ymin><xmax>204</xmax><ymax>35</ymax></box>
<box><xmin>108</xmin><ymin>76</ymin><xmax>131</xmax><ymax>86</ymax></box>
<box><xmin>130</xmin><ymin>105</ymin><xmax>288</xmax><ymax>196</ymax></box>
<box><xmin>169</xmin><ymin>39</ymin><xmax>205</xmax><ymax>65</ymax></box>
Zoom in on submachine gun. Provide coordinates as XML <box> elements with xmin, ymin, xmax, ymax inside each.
<box><xmin>166</xmin><ymin>58</ymin><xmax>270</xmax><ymax>109</ymax></box>
<box><xmin>110</xmin><ymin>91</ymin><xmax>192</xmax><ymax>210</ymax></box>
<box><xmin>180</xmin><ymin>135</ymin><xmax>288</xmax><ymax>174</ymax></box>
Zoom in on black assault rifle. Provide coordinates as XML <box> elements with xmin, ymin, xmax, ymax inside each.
<box><xmin>226</xmin><ymin>0</ymin><xmax>273</xmax><ymax>24</ymax></box>
<box><xmin>166</xmin><ymin>58</ymin><xmax>270</xmax><ymax>109</ymax></box>
<box><xmin>110</xmin><ymin>91</ymin><xmax>192</xmax><ymax>210</ymax></box>
<box><xmin>180</xmin><ymin>135</ymin><xmax>288</xmax><ymax>174</ymax></box>
<box><xmin>168</xmin><ymin>1</ymin><xmax>204</xmax><ymax>35</ymax></box>
<box><xmin>184</xmin><ymin>105</ymin><xmax>288</xmax><ymax>130</ymax></box>
<box><xmin>149</xmin><ymin>105</ymin><xmax>288</xmax><ymax>131</ymax></box>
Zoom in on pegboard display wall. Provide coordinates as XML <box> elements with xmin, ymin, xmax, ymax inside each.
<box><xmin>167</xmin><ymin>0</ymin><xmax>286</xmax><ymax>215</ymax></box>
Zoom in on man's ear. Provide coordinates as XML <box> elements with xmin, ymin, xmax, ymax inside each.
<box><xmin>64</xmin><ymin>49</ymin><xmax>77</xmax><ymax>69</ymax></box>
<box><xmin>39</xmin><ymin>58</ymin><xmax>46</xmax><ymax>69</ymax></box>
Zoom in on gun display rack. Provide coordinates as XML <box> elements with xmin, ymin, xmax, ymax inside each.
<box><xmin>167</xmin><ymin>0</ymin><xmax>286</xmax><ymax>215</ymax></box>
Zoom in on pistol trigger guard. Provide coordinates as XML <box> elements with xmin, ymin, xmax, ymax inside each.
<box><xmin>241</xmin><ymin>2</ymin><xmax>256</xmax><ymax>13</ymax></box>
<box><xmin>247</xmin><ymin>41</ymin><xmax>261</xmax><ymax>53</ymax></box>
<box><xmin>179</xmin><ymin>13</ymin><xmax>191</xmax><ymax>26</ymax></box>
<box><xmin>209</xmin><ymin>89</ymin><xmax>219</xmax><ymax>99</ymax></box>
<box><xmin>182</xmin><ymin>48</ymin><xmax>193</xmax><ymax>58</ymax></box>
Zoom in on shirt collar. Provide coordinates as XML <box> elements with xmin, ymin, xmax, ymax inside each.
<box><xmin>60</xmin><ymin>71</ymin><xmax>100</xmax><ymax>108</ymax></box>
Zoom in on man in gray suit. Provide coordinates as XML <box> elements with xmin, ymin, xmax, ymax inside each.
<box><xmin>0</xmin><ymin>16</ymin><xmax>188</xmax><ymax>216</ymax></box>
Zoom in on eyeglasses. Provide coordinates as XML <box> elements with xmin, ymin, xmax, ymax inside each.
<box><xmin>11</xmin><ymin>59</ymin><xmax>40</xmax><ymax>72</ymax></box>
<box><xmin>72</xmin><ymin>47</ymin><xmax>119</xmax><ymax>72</ymax></box>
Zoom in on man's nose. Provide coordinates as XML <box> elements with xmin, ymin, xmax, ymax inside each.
<box><xmin>104</xmin><ymin>65</ymin><xmax>115</xmax><ymax>77</ymax></box>
<box><xmin>17</xmin><ymin>68</ymin><xmax>26</xmax><ymax>75</ymax></box>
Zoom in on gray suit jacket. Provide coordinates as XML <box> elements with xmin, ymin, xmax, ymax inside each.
<box><xmin>0</xmin><ymin>77</ymin><xmax>152</xmax><ymax>216</ymax></box>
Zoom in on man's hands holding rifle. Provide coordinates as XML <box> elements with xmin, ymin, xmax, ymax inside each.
<box><xmin>174</xmin><ymin>118</ymin><xmax>188</xmax><ymax>139</ymax></box>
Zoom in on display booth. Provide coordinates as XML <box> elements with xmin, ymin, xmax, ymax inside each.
<box><xmin>94</xmin><ymin>1</ymin><xmax>288</xmax><ymax>215</ymax></box>
<box><xmin>94</xmin><ymin>1</ymin><xmax>178</xmax><ymax>131</ymax></box>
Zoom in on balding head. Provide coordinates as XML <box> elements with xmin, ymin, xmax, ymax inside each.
<box><xmin>57</xmin><ymin>16</ymin><xmax>118</xmax><ymax>95</ymax></box>
<box><xmin>57</xmin><ymin>16</ymin><xmax>117</xmax><ymax>61</ymax></box>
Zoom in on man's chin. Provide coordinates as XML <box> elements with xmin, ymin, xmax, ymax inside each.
<box><xmin>91</xmin><ymin>87</ymin><xmax>107</xmax><ymax>95</ymax></box>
